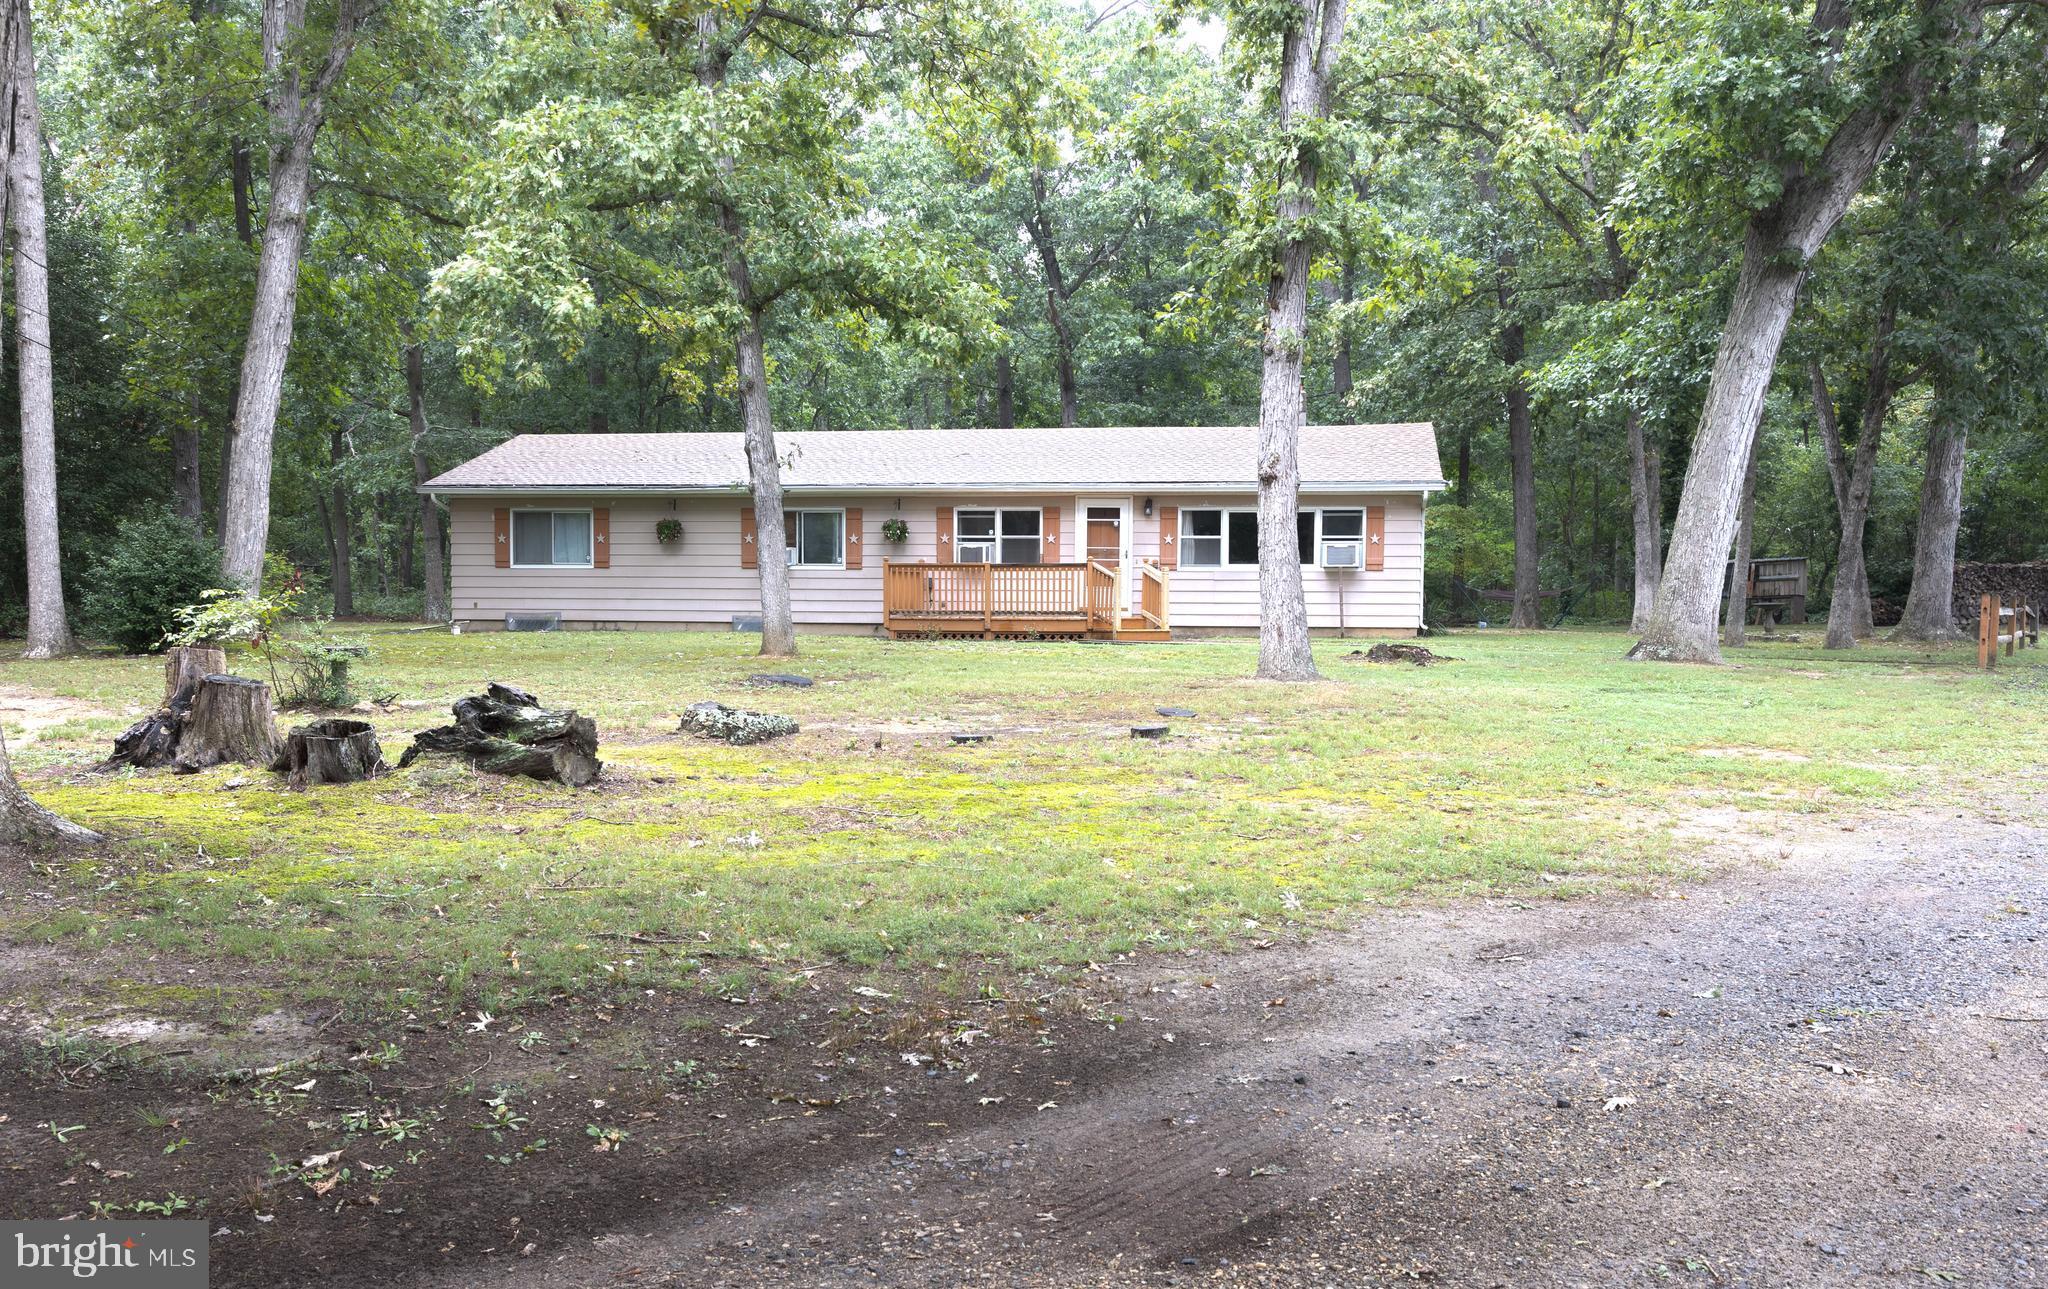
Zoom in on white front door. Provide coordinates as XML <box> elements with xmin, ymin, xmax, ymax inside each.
<box><xmin>1078</xmin><ymin>497</ymin><xmax>1134</xmax><ymax>612</ymax></box>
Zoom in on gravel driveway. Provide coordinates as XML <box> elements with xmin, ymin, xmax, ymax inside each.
<box><xmin>455</xmin><ymin>804</ymin><xmax>2046</xmax><ymax>1288</ymax></box>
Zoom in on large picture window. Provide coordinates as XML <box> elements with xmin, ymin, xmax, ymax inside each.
<box><xmin>511</xmin><ymin>509</ymin><xmax>593</xmax><ymax>567</ymax></box>
<box><xmin>955</xmin><ymin>508</ymin><xmax>1042</xmax><ymax>564</ymax></box>
<box><xmin>786</xmin><ymin>509</ymin><xmax>846</xmax><ymax>568</ymax></box>
<box><xmin>1182</xmin><ymin>508</ymin><xmax>1322</xmax><ymax>567</ymax></box>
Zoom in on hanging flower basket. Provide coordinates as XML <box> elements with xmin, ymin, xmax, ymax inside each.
<box><xmin>655</xmin><ymin>519</ymin><xmax>684</xmax><ymax>545</ymax></box>
<box><xmin>881</xmin><ymin>518</ymin><xmax>910</xmax><ymax>544</ymax></box>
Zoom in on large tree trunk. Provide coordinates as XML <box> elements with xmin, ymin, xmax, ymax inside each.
<box><xmin>5</xmin><ymin>0</ymin><xmax>74</xmax><ymax>658</ymax></box>
<box><xmin>1723</xmin><ymin>427</ymin><xmax>1761</xmax><ymax>647</ymax></box>
<box><xmin>1331</xmin><ymin>259</ymin><xmax>1354</xmax><ymax>402</ymax></box>
<box><xmin>1626</xmin><ymin>408</ymin><xmax>1662</xmax><ymax>632</ymax></box>
<box><xmin>1629</xmin><ymin>9</ymin><xmax>1943</xmax><ymax>663</ymax></box>
<box><xmin>1813</xmin><ymin>329</ymin><xmax>1893</xmax><ymax>650</ymax></box>
<box><xmin>1892</xmin><ymin>417</ymin><xmax>1967</xmax><ymax>641</ymax></box>
<box><xmin>404</xmin><ymin>335</ymin><xmax>448</xmax><ymax>621</ymax></box>
<box><xmin>993</xmin><ymin>351</ymin><xmax>1015</xmax><ymax>428</ymax></box>
<box><xmin>1500</xmin><ymin>318</ymin><xmax>1540</xmax><ymax>629</ymax></box>
<box><xmin>698</xmin><ymin>13</ymin><xmax>793</xmax><ymax>659</ymax></box>
<box><xmin>219</xmin><ymin>0</ymin><xmax>367</xmax><ymax>589</ymax></box>
<box><xmin>1025</xmin><ymin>174</ymin><xmax>1081</xmax><ymax>429</ymax></box>
<box><xmin>0</xmin><ymin>725</ymin><xmax>99</xmax><ymax>845</ymax></box>
<box><xmin>1253</xmin><ymin>0</ymin><xmax>1345</xmax><ymax>683</ymax></box>
<box><xmin>1807</xmin><ymin>361</ymin><xmax>1869</xmax><ymax>638</ymax></box>
<box><xmin>172</xmin><ymin>426</ymin><xmax>205</xmax><ymax>529</ymax></box>
<box><xmin>735</xmin><ymin>312</ymin><xmax>795</xmax><ymax>657</ymax></box>
<box><xmin>327</xmin><ymin>427</ymin><xmax>353</xmax><ymax>617</ymax></box>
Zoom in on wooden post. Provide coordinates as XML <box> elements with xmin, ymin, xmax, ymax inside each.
<box><xmin>982</xmin><ymin>562</ymin><xmax>993</xmax><ymax>637</ymax></box>
<box><xmin>2006</xmin><ymin>592</ymin><xmax>2017</xmax><ymax>657</ymax></box>
<box><xmin>1980</xmin><ymin>593</ymin><xmax>1997</xmax><ymax>669</ymax></box>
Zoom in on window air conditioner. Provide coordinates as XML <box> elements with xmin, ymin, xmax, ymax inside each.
<box><xmin>1321</xmin><ymin>541</ymin><xmax>1363</xmax><ymax>569</ymax></box>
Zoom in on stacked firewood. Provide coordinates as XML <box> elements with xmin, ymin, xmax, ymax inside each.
<box><xmin>1952</xmin><ymin>562</ymin><xmax>2048</xmax><ymax>624</ymax></box>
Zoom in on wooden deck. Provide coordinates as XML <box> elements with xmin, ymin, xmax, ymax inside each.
<box><xmin>882</xmin><ymin>560</ymin><xmax>1171</xmax><ymax>641</ymax></box>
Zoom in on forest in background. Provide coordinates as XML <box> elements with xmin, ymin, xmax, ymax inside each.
<box><xmin>0</xmin><ymin>0</ymin><xmax>2043</xmax><ymax>642</ymax></box>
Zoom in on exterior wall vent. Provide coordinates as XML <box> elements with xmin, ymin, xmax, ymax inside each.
<box><xmin>505</xmin><ymin>612</ymin><xmax>562</xmax><ymax>632</ymax></box>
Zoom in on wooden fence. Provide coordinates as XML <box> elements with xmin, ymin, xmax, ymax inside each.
<box><xmin>1977</xmin><ymin>592</ymin><xmax>2041</xmax><ymax>669</ymax></box>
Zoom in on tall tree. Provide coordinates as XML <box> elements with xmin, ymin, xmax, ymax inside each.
<box><xmin>404</xmin><ymin>330</ymin><xmax>448</xmax><ymax>622</ymax></box>
<box><xmin>1629</xmin><ymin>0</ymin><xmax>1989</xmax><ymax>663</ymax></box>
<box><xmin>4</xmin><ymin>0</ymin><xmax>73</xmax><ymax>657</ymax></box>
<box><xmin>1234</xmin><ymin>0</ymin><xmax>1350</xmax><ymax>681</ymax></box>
<box><xmin>219</xmin><ymin>0</ymin><xmax>376</xmax><ymax>589</ymax></box>
<box><xmin>435</xmin><ymin>0</ymin><xmax>1001</xmax><ymax>658</ymax></box>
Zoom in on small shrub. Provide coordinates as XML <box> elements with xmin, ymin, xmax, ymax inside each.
<box><xmin>270</xmin><ymin>627</ymin><xmax>374</xmax><ymax>709</ymax></box>
<box><xmin>81</xmin><ymin>511</ymin><xmax>224</xmax><ymax>653</ymax></box>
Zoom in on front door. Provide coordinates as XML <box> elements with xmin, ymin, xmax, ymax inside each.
<box><xmin>1080</xmin><ymin>499</ymin><xmax>1134</xmax><ymax>612</ymax></box>
<box><xmin>1085</xmin><ymin>506</ymin><xmax>1123</xmax><ymax>568</ymax></box>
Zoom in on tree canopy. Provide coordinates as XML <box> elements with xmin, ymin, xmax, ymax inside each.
<box><xmin>2</xmin><ymin>0</ymin><xmax>2043</xmax><ymax>656</ymax></box>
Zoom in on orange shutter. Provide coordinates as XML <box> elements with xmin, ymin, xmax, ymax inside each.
<box><xmin>739</xmin><ymin>507</ymin><xmax>757</xmax><ymax>568</ymax></box>
<box><xmin>592</xmin><ymin>508</ymin><xmax>610</xmax><ymax>568</ymax></box>
<box><xmin>494</xmin><ymin>508</ymin><xmax>511</xmax><ymax>568</ymax></box>
<box><xmin>936</xmin><ymin>506</ymin><xmax>953</xmax><ymax>560</ymax></box>
<box><xmin>1365</xmin><ymin>505</ymin><xmax>1385</xmax><ymax>571</ymax></box>
<box><xmin>783</xmin><ymin>512</ymin><xmax>797</xmax><ymax>561</ymax></box>
<box><xmin>844</xmin><ymin>507</ymin><xmax>862</xmax><ymax>568</ymax></box>
<box><xmin>1042</xmin><ymin>505</ymin><xmax>1060</xmax><ymax>563</ymax></box>
<box><xmin>1157</xmin><ymin>505</ymin><xmax>1178</xmax><ymax>569</ymax></box>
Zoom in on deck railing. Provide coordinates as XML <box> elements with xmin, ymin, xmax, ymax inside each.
<box><xmin>882</xmin><ymin>559</ymin><xmax>1167</xmax><ymax>635</ymax></box>
<box><xmin>1137</xmin><ymin>560</ymin><xmax>1169</xmax><ymax>627</ymax></box>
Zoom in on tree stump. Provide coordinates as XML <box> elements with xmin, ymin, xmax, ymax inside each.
<box><xmin>164</xmin><ymin>644</ymin><xmax>227</xmax><ymax>704</ymax></box>
<box><xmin>172</xmin><ymin>675</ymin><xmax>284</xmax><ymax>773</ymax></box>
<box><xmin>397</xmin><ymin>683</ymin><xmax>602</xmax><ymax>786</ymax></box>
<box><xmin>272</xmin><ymin>719</ymin><xmax>385</xmax><ymax>790</ymax></box>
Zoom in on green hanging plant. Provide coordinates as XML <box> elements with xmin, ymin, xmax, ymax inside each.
<box><xmin>880</xmin><ymin>517</ymin><xmax>910</xmax><ymax>544</ymax></box>
<box><xmin>655</xmin><ymin>518</ymin><xmax>684</xmax><ymax>545</ymax></box>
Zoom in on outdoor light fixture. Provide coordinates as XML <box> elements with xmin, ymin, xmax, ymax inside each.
<box><xmin>1143</xmin><ymin>497</ymin><xmax>1153</xmax><ymax>517</ymax></box>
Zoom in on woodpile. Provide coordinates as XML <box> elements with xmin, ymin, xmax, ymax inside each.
<box><xmin>397</xmin><ymin>683</ymin><xmax>601</xmax><ymax>786</ymax></box>
<box><xmin>272</xmin><ymin>719</ymin><xmax>386</xmax><ymax>789</ymax></box>
<box><xmin>1952</xmin><ymin>562</ymin><xmax>2048</xmax><ymax>626</ymax></box>
<box><xmin>105</xmin><ymin>646</ymin><xmax>284</xmax><ymax>773</ymax></box>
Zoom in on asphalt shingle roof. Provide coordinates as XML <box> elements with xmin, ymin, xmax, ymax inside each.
<box><xmin>422</xmin><ymin>424</ymin><xmax>1445</xmax><ymax>493</ymax></box>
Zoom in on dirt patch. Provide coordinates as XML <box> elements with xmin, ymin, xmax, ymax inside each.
<box><xmin>1693</xmin><ymin>745</ymin><xmax>1813</xmax><ymax>763</ymax></box>
<box><xmin>1343</xmin><ymin>643</ymin><xmax>1452</xmax><ymax>666</ymax></box>
<box><xmin>0</xmin><ymin>687</ymin><xmax>120</xmax><ymax>743</ymax></box>
<box><xmin>3</xmin><ymin>805</ymin><xmax>2043</xmax><ymax>1288</ymax></box>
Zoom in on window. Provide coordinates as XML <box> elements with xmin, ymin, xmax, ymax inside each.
<box><xmin>1182</xmin><ymin>509</ymin><xmax>1224</xmax><ymax>567</ymax></box>
<box><xmin>512</xmin><ymin>510</ymin><xmax>593</xmax><ymax>567</ymax></box>
<box><xmin>785</xmin><ymin>509</ymin><xmax>845</xmax><ymax>568</ymax></box>
<box><xmin>1182</xmin><ymin>507</ymin><xmax>1319</xmax><ymax>567</ymax></box>
<box><xmin>955</xmin><ymin>508</ymin><xmax>1042</xmax><ymax>564</ymax></box>
<box><xmin>1319</xmin><ymin>509</ymin><xmax>1364</xmax><ymax>567</ymax></box>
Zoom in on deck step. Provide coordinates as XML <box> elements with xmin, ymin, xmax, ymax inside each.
<box><xmin>1109</xmin><ymin>626</ymin><xmax>1172</xmax><ymax>642</ymax></box>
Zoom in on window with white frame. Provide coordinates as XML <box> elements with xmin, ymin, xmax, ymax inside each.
<box><xmin>784</xmin><ymin>509</ymin><xmax>846</xmax><ymax>568</ymax></box>
<box><xmin>1182</xmin><ymin>508</ymin><xmax>1321</xmax><ymax>567</ymax></box>
<box><xmin>955</xmin><ymin>508</ymin><xmax>1042</xmax><ymax>564</ymax></box>
<box><xmin>511</xmin><ymin>509</ymin><xmax>594</xmax><ymax>567</ymax></box>
<box><xmin>1318</xmin><ymin>509</ymin><xmax>1365</xmax><ymax>567</ymax></box>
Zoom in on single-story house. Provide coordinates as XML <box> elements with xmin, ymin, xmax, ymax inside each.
<box><xmin>420</xmin><ymin>423</ymin><xmax>1444</xmax><ymax>639</ymax></box>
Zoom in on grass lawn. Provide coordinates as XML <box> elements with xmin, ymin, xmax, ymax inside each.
<box><xmin>4</xmin><ymin>626</ymin><xmax>2044</xmax><ymax>1023</ymax></box>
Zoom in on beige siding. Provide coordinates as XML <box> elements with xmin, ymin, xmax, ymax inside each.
<box><xmin>447</xmin><ymin>491</ymin><xmax>1425</xmax><ymax>632</ymax></box>
<box><xmin>1128</xmin><ymin>492</ymin><xmax>1424</xmax><ymax>630</ymax></box>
